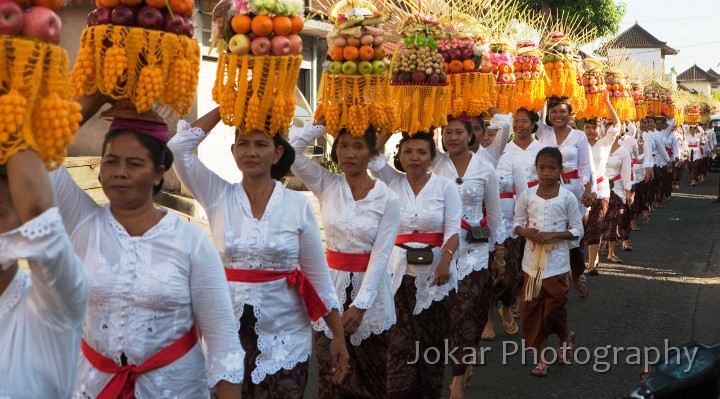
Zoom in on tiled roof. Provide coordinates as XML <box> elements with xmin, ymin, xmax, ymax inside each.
<box><xmin>597</xmin><ymin>23</ymin><xmax>678</xmax><ymax>56</ymax></box>
<box><xmin>707</xmin><ymin>68</ymin><xmax>720</xmax><ymax>79</ymax></box>
<box><xmin>677</xmin><ymin>65</ymin><xmax>716</xmax><ymax>82</ymax></box>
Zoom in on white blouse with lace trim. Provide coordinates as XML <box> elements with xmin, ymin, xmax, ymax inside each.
<box><xmin>495</xmin><ymin>152</ymin><xmax>528</xmax><ymax>235</ymax></box>
<box><xmin>605</xmin><ymin>145</ymin><xmax>633</xmax><ymax>203</ymax></box>
<box><xmin>49</xmin><ymin>168</ymin><xmax>244</xmax><ymax>399</ymax></box>
<box><xmin>590</xmin><ymin>124</ymin><xmax>621</xmax><ymax>200</ymax></box>
<box><xmin>289</xmin><ymin>124</ymin><xmax>400</xmax><ymax>346</ymax></box>
<box><xmin>368</xmin><ymin>154</ymin><xmax>461</xmax><ymax>314</ymax></box>
<box><xmin>512</xmin><ymin>187</ymin><xmax>584</xmax><ymax>279</ymax></box>
<box><xmin>169</xmin><ymin>120</ymin><xmax>340</xmax><ymax>383</ymax></box>
<box><xmin>432</xmin><ymin>152</ymin><xmax>507</xmax><ymax>279</ymax></box>
<box><xmin>0</xmin><ymin>208</ymin><xmax>88</xmax><ymax>399</ymax></box>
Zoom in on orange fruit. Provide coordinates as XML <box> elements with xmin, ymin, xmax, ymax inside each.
<box><xmin>612</xmin><ymin>84</ymin><xmax>620</xmax><ymax>91</ymax></box>
<box><xmin>532</xmin><ymin>63</ymin><xmax>541</xmax><ymax>72</ymax></box>
<box><xmin>373</xmin><ymin>46</ymin><xmax>385</xmax><ymax>60</ymax></box>
<box><xmin>544</xmin><ymin>62</ymin><xmax>554</xmax><ymax>71</ymax></box>
<box><xmin>100</xmin><ymin>0</ymin><xmax>121</xmax><ymax>7</ymax></box>
<box><xmin>343</xmin><ymin>46</ymin><xmax>359</xmax><ymax>61</ymax></box>
<box><xmin>513</xmin><ymin>62</ymin><xmax>522</xmax><ymax>71</ymax></box>
<box><xmin>120</xmin><ymin>0</ymin><xmax>142</xmax><ymax>6</ymax></box>
<box><xmin>251</xmin><ymin>15</ymin><xmax>273</xmax><ymax>37</ymax></box>
<box><xmin>330</xmin><ymin>46</ymin><xmax>344</xmax><ymax>61</ymax></box>
<box><xmin>169</xmin><ymin>0</ymin><xmax>188</xmax><ymax>15</ymax></box>
<box><xmin>449</xmin><ymin>60</ymin><xmax>464</xmax><ymax>74</ymax></box>
<box><xmin>480</xmin><ymin>63</ymin><xmax>492</xmax><ymax>73</ymax></box>
<box><xmin>500</xmin><ymin>64</ymin><xmax>511</xmax><ymax>74</ymax></box>
<box><xmin>563</xmin><ymin>62</ymin><xmax>572</xmax><ymax>69</ymax></box>
<box><xmin>289</xmin><ymin>16</ymin><xmax>304</xmax><ymax>34</ymax></box>
<box><xmin>183</xmin><ymin>0</ymin><xmax>194</xmax><ymax>16</ymax></box>
<box><xmin>33</xmin><ymin>0</ymin><xmax>62</xmax><ymax>10</ymax></box>
<box><xmin>463</xmin><ymin>59</ymin><xmax>476</xmax><ymax>71</ymax></box>
<box><xmin>272</xmin><ymin>16</ymin><xmax>292</xmax><ymax>36</ymax></box>
<box><xmin>144</xmin><ymin>0</ymin><xmax>165</xmax><ymax>8</ymax></box>
<box><xmin>231</xmin><ymin>14</ymin><xmax>252</xmax><ymax>34</ymax></box>
<box><xmin>491</xmin><ymin>64</ymin><xmax>499</xmax><ymax>73</ymax></box>
<box><xmin>359</xmin><ymin>45</ymin><xmax>374</xmax><ymax>61</ymax></box>
<box><xmin>522</xmin><ymin>62</ymin><xmax>532</xmax><ymax>72</ymax></box>
<box><xmin>95</xmin><ymin>0</ymin><xmax>102</xmax><ymax>7</ymax></box>
<box><xmin>553</xmin><ymin>61</ymin><xmax>563</xmax><ymax>70</ymax></box>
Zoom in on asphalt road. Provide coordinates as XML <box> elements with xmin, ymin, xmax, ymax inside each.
<box><xmin>302</xmin><ymin>171</ymin><xmax>720</xmax><ymax>399</ymax></box>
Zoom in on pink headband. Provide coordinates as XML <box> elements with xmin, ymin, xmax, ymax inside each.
<box><xmin>109</xmin><ymin>118</ymin><xmax>169</xmax><ymax>143</ymax></box>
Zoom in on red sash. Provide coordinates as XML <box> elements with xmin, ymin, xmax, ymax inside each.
<box><xmin>461</xmin><ymin>218</ymin><xmax>487</xmax><ymax>230</ymax></box>
<box><xmin>666</xmin><ymin>146</ymin><xmax>674</xmax><ymax>158</ymax></box>
<box><xmin>527</xmin><ymin>180</ymin><xmax>539</xmax><ymax>188</ymax></box>
<box><xmin>81</xmin><ymin>325</ymin><xmax>199</xmax><ymax>399</ymax></box>
<box><xmin>225</xmin><ymin>268</ymin><xmax>329</xmax><ymax>322</ymax></box>
<box><xmin>631</xmin><ymin>159</ymin><xmax>641</xmax><ymax>166</ymax></box>
<box><xmin>499</xmin><ymin>190</ymin><xmax>515</xmax><ymax>199</ymax></box>
<box><xmin>326</xmin><ymin>250</ymin><xmax>371</xmax><ymax>273</ymax></box>
<box><xmin>596</xmin><ymin>176</ymin><xmax>605</xmax><ymax>184</ymax></box>
<box><xmin>561</xmin><ymin>170</ymin><xmax>580</xmax><ymax>179</ymax></box>
<box><xmin>395</xmin><ymin>232</ymin><xmax>444</xmax><ymax>247</ymax></box>
<box><xmin>611</xmin><ymin>175</ymin><xmax>621</xmax><ymax>182</ymax></box>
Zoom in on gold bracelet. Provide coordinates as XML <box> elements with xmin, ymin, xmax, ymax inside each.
<box><xmin>442</xmin><ymin>249</ymin><xmax>455</xmax><ymax>259</ymax></box>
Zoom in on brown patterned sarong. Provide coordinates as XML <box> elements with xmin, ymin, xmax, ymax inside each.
<box><xmin>387</xmin><ymin>275</ymin><xmax>452</xmax><ymax>399</ymax></box>
<box><xmin>240</xmin><ymin>305</ymin><xmax>309</xmax><ymax>399</ymax></box>
<box><xmin>631</xmin><ymin>181</ymin><xmax>648</xmax><ymax>217</ymax></box>
<box><xmin>583</xmin><ymin>197</ymin><xmax>609</xmax><ymax>245</ymax></box>
<box><xmin>449</xmin><ymin>268</ymin><xmax>491</xmax><ymax>376</ymax></box>
<box><xmin>603</xmin><ymin>191</ymin><xmax>629</xmax><ymax>242</ymax></box>
<box><xmin>315</xmin><ymin>283</ymin><xmax>389</xmax><ymax>399</ymax></box>
<box><xmin>518</xmin><ymin>272</ymin><xmax>570</xmax><ymax>350</ymax></box>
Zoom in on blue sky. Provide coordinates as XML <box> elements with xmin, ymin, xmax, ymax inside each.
<box><xmin>607</xmin><ymin>0</ymin><xmax>720</xmax><ymax>75</ymax></box>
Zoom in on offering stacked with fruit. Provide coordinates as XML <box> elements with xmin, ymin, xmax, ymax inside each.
<box><xmin>325</xmin><ymin>7</ymin><xmax>387</xmax><ymax>75</ymax></box>
<box><xmin>223</xmin><ymin>0</ymin><xmax>304</xmax><ymax>56</ymax></box>
<box><xmin>0</xmin><ymin>0</ymin><xmax>63</xmax><ymax>44</ymax></box>
<box><xmin>514</xmin><ymin>40</ymin><xmax>545</xmax><ymax>112</ymax></box>
<box><xmin>542</xmin><ymin>32</ymin><xmax>577</xmax><ymax>97</ymax></box>
<box><xmin>644</xmin><ymin>89</ymin><xmax>663</xmax><ymax>117</ymax></box>
<box><xmin>603</xmin><ymin>68</ymin><xmax>634</xmax><ymax>120</ymax></box>
<box><xmin>437</xmin><ymin>13</ymin><xmax>485</xmax><ymax>74</ymax></box>
<box><xmin>0</xmin><ymin>0</ymin><xmax>82</xmax><ymax>169</ymax></box>
<box><xmin>86</xmin><ymin>0</ymin><xmax>194</xmax><ymax>37</ymax></box>
<box><xmin>488</xmin><ymin>39</ymin><xmax>517</xmax><ymax>113</ymax></box>
<box><xmin>687</xmin><ymin>105</ymin><xmax>700</xmax><ymax>124</ymax></box>
<box><xmin>630</xmin><ymin>80</ymin><xmax>647</xmax><ymax>120</ymax></box>
<box><xmin>580</xmin><ymin>58</ymin><xmax>605</xmax><ymax>95</ymax></box>
<box><xmin>390</xmin><ymin>11</ymin><xmax>446</xmax><ymax>85</ymax></box>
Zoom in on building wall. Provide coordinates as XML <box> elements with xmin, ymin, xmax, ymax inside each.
<box><xmin>607</xmin><ymin>48</ymin><xmax>664</xmax><ymax>74</ymax></box>
<box><xmin>679</xmin><ymin>81</ymin><xmax>711</xmax><ymax>96</ymax></box>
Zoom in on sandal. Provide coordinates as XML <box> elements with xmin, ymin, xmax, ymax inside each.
<box><xmin>587</xmin><ymin>268</ymin><xmax>599</xmax><ymax>276</ymax></box>
<box><xmin>642</xmin><ymin>212</ymin><xmax>650</xmax><ymax>223</ymax></box>
<box><xmin>607</xmin><ymin>255</ymin><xmax>623</xmax><ymax>264</ymax></box>
<box><xmin>558</xmin><ymin>330</ymin><xmax>575</xmax><ymax>365</ymax></box>
<box><xmin>531</xmin><ymin>362</ymin><xmax>548</xmax><ymax>377</ymax></box>
<box><xmin>600</xmin><ymin>241</ymin><xmax>608</xmax><ymax>255</ymax></box>
<box><xmin>622</xmin><ymin>241</ymin><xmax>633</xmax><ymax>251</ymax></box>
<box><xmin>570</xmin><ymin>274</ymin><xmax>588</xmax><ymax>298</ymax></box>
<box><xmin>480</xmin><ymin>330</ymin><xmax>496</xmax><ymax>341</ymax></box>
<box><xmin>511</xmin><ymin>307</ymin><xmax>520</xmax><ymax>319</ymax></box>
<box><xmin>498</xmin><ymin>308</ymin><xmax>519</xmax><ymax>335</ymax></box>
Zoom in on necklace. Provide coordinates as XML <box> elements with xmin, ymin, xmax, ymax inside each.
<box><xmin>537</xmin><ymin>185</ymin><xmax>559</xmax><ymax>196</ymax></box>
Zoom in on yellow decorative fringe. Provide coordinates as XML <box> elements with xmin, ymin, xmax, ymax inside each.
<box><xmin>314</xmin><ymin>74</ymin><xmax>392</xmax><ymax>137</ymax></box>
<box><xmin>389</xmin><ymin>84</ymin><xmax>448</xmax><ymax>136</ymax></box>
<box><xmin>634</xmin><ymin>102</ymin><xmax>647</xmax><ymax>121</ymax></box>
<box><xmin>576</xmin><ymin>92</ymin><xmax>608</xmax><ymax>119</ymax></box>
<box><xmin>71</xmin><ymin>25</ymin><xmax>200</xmax><ymax>115</ymax></box>
<box><xmin>0</xmin><ymin>37</ymin><xmax>81</xmax><ymax>170</ymax></box>
<box><xmin>494</xmin><ymin>84</ymin><xmax>518</xmax><ymax>115</ymax></box>
<box><xmin>447</xmin><ymin>73</ymin><xmax>496</xmax><ymax>118</ymax></box>
<box><xmin>647</xmin><ymin>100</ymin><xmax>662</xmax><ymax>117</ymax></box>
<box><xmin>516</xmin><ymin>79</ymin><xmax>545</xmax><ymax>112</ymax></box>
<box><xmin>610</xmin><ymin>97</ymin><xmax>635</xmax><ymax>121</ymax></box>
<box><xmin>214</xmin><ymin>54</ymin><xmax>301</xmax><ymax>137</ymax></box>
<box><xmin>544</xmin><ymin>67</ymin><xmax>577</xmax><ymax>98</ymax></box>
<box><xmin>571</xmin><ymin>84</ymin><xmax>587</xmax><ymax>114</ymax></box>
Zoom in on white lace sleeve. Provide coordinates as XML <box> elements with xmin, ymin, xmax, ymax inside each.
<box><xmin>512</xmin><ymin>158</ymin><xmax>528</xmax><ymax>196</ymax></box>
<box><xmin>368</xmin><ymin>154</ymin><xmax>404</xmax><ymax>186</ymax></box>
<box><xmin>189</xmin><ymin>233</ymin><xmax>245</xmax><ymax>387</ymax></box>
<box><xmin>351</xmin><ymin>195</ymin><xmax>400</xmax><ymax>310</ymax></box>
<box><xmin>289</xmin><ymin>124</ymin><xmax>337</xmax><ymax>198</ymax></box>
<box><xmin>487</xmin><ymin>114</ymin><xmax>512</xmax><ymax>161</ymax></box>
<box><xmin>565</xmin><ymin>193</ymin><xmax>584</xmax><ymax>240</ymax></box>
<box><xmin>483</xmin><ymin>170</ymin><xmax>507</xmax><ymax>245</ymax></box>
<box><xmin>442</xmin><ymin>179</ymin><xmax>462</xmax><ymax>244</ymax></box>
<box><xmin>512</xmin><ymin>191</ymin><xmax>529</xmax><ymax>238</ymax></box>
<box><xmin>49</xmin><ymin>166</ymin><xmax>101</xmax><ymax>236</ymax></box>
<box><xmin>495</xmin><ymin>153</ymin><xmax>514</xmax><ymax>193</ymax></box>
<box><xmin>168</xmin><ymin>120</ymin><xmax>232</xmax><ymax>214</ymax></box>
<box><xmin>576</xmin><ymin>133</ymin><xmax>594</xmax><ymax>187</ymax></box>
<box><xmin>298</xmin><ymin>199</ymin><xmax>341</xmax><ymax>314</ymax></box>
<box><xmin>0</xmin><ymin>208</ymin><xmax>88</xmax><ymax>329</ymax></box>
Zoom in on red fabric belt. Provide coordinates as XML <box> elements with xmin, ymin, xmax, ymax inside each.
<box><xmin>611</xmin><ymin>175</ymin><xmax>621</xmax><ymax>182</ymax></box>
<box><xmin>596</xmin><ymin>176</ymin><xmax>605</xmax><ymax>184</ymax></box>
<box><xmin>527</xmin><ymin>180</ymin><xmax>539</xmax><ymax>188</ymax></box>
<box><xmin>666</xmin><ymin>146</ymin><xmax>674</xmax><ymax>157</ymax></box>
<box><xmin>561</xmin><ymin>170</ymin><xmax>580</xmax><ymax>179</ymax></box>
<box><xmin>395</xmin><ymin>232</ymin><xmax>444</xmax><ymax>247</ymax></box>
<box><xmin>225</xmin><ymin>268</ymin><xmax>329</xmax><ymax>322</ymax></box>
<box><xmin>688</xmin><ymin>144</ymin><xmax>698</xmax><ymax>148</ymax></box>
<box><xmin>326</xmin><ymin>250</ymin><xmax>371</xmax><ymax>273</ymax></box>
<box><xmin>461</xmin><ymin>218</ymin><xmax>487</xmax><ymax>231</ymax></box>
<box><xmin>81</xmin><ymin>324</ymin><xmax>199</xmax><ymax>399</ymax></box>
<box><xmin>499</xmin><ymin>190</ymin><xmax>515</xmax><ymax>199</ymax></box>
<box><xmin>631</xmin><ymin>159</ymin><xmax>641</xmax><ymax>166</ymax></box>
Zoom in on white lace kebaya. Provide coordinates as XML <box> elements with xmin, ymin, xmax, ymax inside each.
<box><xmin>169</xmin><ymin>120</ymin><xmax>341</xmax><ymax>384</ymax></box>
<box><xmin>368</xmin><ymin>154</ymin><xmax>461</xmax><ymax>314</ymax></box>
<box><xmin>49</xmin><ymin>167</ymin><xmax>244</xmax><ymax>399</ymax></box>
<box><xmin>0</xmin><ymin>208</ymin><xmax>88</xmax><ymax>399</ymax></box>
<box><xmin>289</xmin><ymin>124</ymin><xmax>400</xmax><ymax>346</ymax></box>
<box><xmin>432</xmin><ymin>152</ymin><xmax>507</xmax><ymax>279</ymax></box>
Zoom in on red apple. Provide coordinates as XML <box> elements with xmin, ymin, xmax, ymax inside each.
<box><xmin>270</xmin><ymin>35</ymin><xmax>290</xmax><ymax>56</ymax></box>
<box><xmin>250</xmin><ymin>36</ymin><xmax>271</xmax><ymax>55</ymax></box>
<box><xmin>0</xmin><ymin>0</ymin><xmax>24</xmax><ymax>36</ymax></box>
<box><xmin>111</xmin><ymin>5</ymin><xmax>136</xmax><ymax>27</ymax></box>
<box><xmin>287</xmin><ymin>34</ymin><xmax>302</xmax><ymax>55</ymax></box>
<box><xmin>21</xmin><ymin>6</ymin><xmax>61</xmax><ymax>44</ymax></box>
<box><xmin>162</xmin><ymin>12</ymin><xmax>185</xmax><ymax>35</ymax></box>
<box><xmin>182</xmin><ymin>16</ymin><xmax>193</xmax><ymax>38</ymax></box>
<box><xmin>87</xmin><ymin>7</ymin><xmax>112</xmax><ymax>26</ymax></box>
<box><xmin>228</xmin><ymin>33</ymin><xmax>250</xmax><ymax>55</ymax></box>
<box><xmin>137</xmin><ymin>6</ymin><xmax>163</xmax><ymax>30</ymax></box>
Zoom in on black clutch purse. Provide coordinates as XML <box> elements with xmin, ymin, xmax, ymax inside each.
<box><xmin>396</xmin><ymin>244</ymin><xmax>434</xmax><ymax>265</ymax></box>
<box><xmin>466</xmin><ymin>226</ymin><xmax>490</xmax><ymax>243</ymax></box>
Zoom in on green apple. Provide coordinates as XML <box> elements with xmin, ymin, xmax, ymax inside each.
<box><xmin>427</xmin><ymin>38</ymin><xmax>437</xmax><ymax>49</ymax></box>
<box><xmin>358</xmin><ymin>61</ymin><xmax>373</xmax><ymax>74</ymax></box>
<box><xmin>342</xmin><ymin>60</ymin><xmax>358</xmax><ymax>75</ymax></box>
<box><xmin>329</xmin><ymin>61</ymin><xmax>343</xmax><ymax>74</ymax></box>
<box><xmin>371</xmin><ymin>60</ymin><xmax>386</xmax><ymax>74</ymax></box>
<box><xmin>416</xmin><ymin>36</ymin><xmax>427</xmax><ymax>47</ymax></box>
<box><xmin>404</xmin><ymin>37</ymin><xmax>414</xmax><ymax>47</ymax></box>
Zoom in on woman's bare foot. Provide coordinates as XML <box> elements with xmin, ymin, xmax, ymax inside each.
<box><xmin>450</xmin><ymin>375</ymin><xmax>466</xmax><ymax>399</ymax></box>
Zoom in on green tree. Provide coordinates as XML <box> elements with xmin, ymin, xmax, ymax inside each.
<box><xmin>712</xmin><ymin>89</ymin><xmax>720</xmax><ymax>102</ymax></box>
<box><xmin>520</xmin><ymin>0</ymin><xmax>627</xmax><ymax>40</ymax></box>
